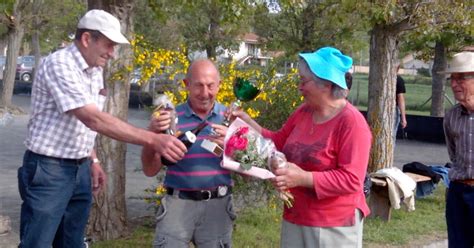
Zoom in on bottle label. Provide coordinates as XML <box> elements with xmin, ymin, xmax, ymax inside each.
<box><xmin>185</xmin><ymin>131</ymin><xmax>196</xmax><ymax>144</ymax></box>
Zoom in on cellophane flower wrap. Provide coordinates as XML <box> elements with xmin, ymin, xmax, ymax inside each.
<box><xmin>225</xmin><ymin>126</ymin><xmax>271</xmax><ymax>170</ymax></box>
<box><xmin>222</xmin><ymin>118</ymin><xmax>276</xmax><ymax>179</ymax></box>
<box><xmin>222</xmin><ymin>118</ymin><xmax>294</xmax><ymax>207</ymax></box>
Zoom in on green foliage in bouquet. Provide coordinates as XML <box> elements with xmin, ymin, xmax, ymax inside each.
<box><xmin>226</xmin><ymin>126</ymin><xmax>270</xmax><ymax>171</ymax></box>
<box><xmin>231</xmin><ymin>136</ymin><xmax>267</xmax><ymax>170</ymax></box>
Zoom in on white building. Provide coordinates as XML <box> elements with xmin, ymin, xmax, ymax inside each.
<box><xmin>189</xmin><ymin>33</ymin><xmax>274</xmax><ymax>66</ymax></box>
<box><xmin>401</xmin><ymin>54</ymin><xmax>432</xmax><ymax>75</ymax></box>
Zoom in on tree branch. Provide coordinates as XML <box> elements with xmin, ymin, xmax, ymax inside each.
<box><xmin>3</xmin><ymin>10</ymin><xmax>15</xmax><ymax>29</ymax></box>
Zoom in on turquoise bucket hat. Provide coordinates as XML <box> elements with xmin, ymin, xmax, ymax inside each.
<box><xmin>299</xmin><ymin>47</ymin><xmax>353</xmax><ymax>89</ymax></box>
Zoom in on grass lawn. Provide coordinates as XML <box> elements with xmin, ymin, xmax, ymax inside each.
<box><xmin>348</xmin><ymin>74</ymin><xmax>455</xmax><ymax>115</ymax></box>
<box><xmin>364</xmin><ymin>185</ymin><xmax>447</xmax><ymax>247</ymax></box>
<box><xmin>92</xmin><ymin>185</ymin><xmax>447</xmax><ymax>248</ymax></box>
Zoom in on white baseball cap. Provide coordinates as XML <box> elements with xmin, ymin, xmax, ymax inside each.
<box><xmin>77</xmin><ymin>9</ymin><xmax>129</xmax><ymax>44</ymax></box>
<box><xmin>438</xmin><ymin>51</ymin><xmax>474</xmax><ymax>74</ymax></box>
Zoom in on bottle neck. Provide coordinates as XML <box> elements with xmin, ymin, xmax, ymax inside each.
<box><xmin>191</xmin><ymin>121</ymin><xmax>208</xmax><ymax>136</ymax></box>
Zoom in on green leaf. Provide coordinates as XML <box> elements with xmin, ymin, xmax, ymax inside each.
<box><xmin>240</xmin><ymin>162</ymin><xmax>252</xmax><ymax>170</ymax></box>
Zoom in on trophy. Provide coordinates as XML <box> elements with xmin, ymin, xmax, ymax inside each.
<box><xmin>202</xmin><ymin>77</ymin><xmax>260</xmax><ymax>157</ymax></box>
<box><xmin>222</xmin><ymin>77</ymin><xmax>261</xmax><ymax>126</ymax></box>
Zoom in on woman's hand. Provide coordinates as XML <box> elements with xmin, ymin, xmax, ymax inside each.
<box><xmin>230</xmin><ymin>109</ymin><xmax>252</xmax><ymax>124</ymax></box>
<box><xmin>271</xmin><ymin>162</ymin><xmax>313</xmax><ymax>191</ymax></box>
<box><xmin>229</xmin><ymin>109</ymin><xmax>263</xmax><ymax>134</ymax></box>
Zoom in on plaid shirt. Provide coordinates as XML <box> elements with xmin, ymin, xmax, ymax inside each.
<box><xmin>25</xmin><ymin>44</ymin><xmax>106</xmax><ymax>159</ymax></box>
<box><xmin>444</xmin><ymin>103</ymin><xmax>474</xmax><ymax>181</ymax></box>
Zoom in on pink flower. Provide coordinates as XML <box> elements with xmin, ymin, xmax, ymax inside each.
<box><xmin>235</xmin><ymin>127</ymin><xmax>249</xmax><ymax>137</ymax></box>
<box><xmin>225</xmin><ymin>135</ymin><xmax>248</xmax><ymax>156</ymax></box>
<box><xmin>232</xmin><ymin>136</ymin><xmax>248</xmax><ymax>151</ymax></box>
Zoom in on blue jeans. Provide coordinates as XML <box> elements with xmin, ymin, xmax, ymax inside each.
<box><xmin>18</xmin><ymin>150</ymin><xmax>92</xmax><ymax>248</ymax></box>
<box><xmin>393</xmin><ymin>107</ymin><xmax>401</xmax><ymax>142</ymax></box>
<box><xmin>446</xmin><ymin>181</ymin><xmax>474</xmax><ymax>248</ymax></box>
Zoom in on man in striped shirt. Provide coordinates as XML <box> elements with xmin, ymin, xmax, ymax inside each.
<box><xmin>18</xmin><ymin>10</ymin><xmax>186</xmax><ymax>248</ymax></box>
<box><xmin>142</xmin><ymin>59</ymin><xmax>235</xmax><ymax>247</ymax></box>
<box><xmin>442</xmin><ymin>51</ymin><xmax>474</xmax><ymax>248</ymax></box>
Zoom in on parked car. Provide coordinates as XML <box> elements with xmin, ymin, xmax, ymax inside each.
<box><xmin>15</xmin><ymin>56</ymin><xmax>36</xmax><ymax>82</ymax></box>
<box><xmin>128</xmin><ymin>68</ymin><xmax>181</xmax><ymax>108</ymax></box>
<box><xmin>130</xmin><ymin>68</ymin><xmax>141</xmax><ymax>91</ymax></box>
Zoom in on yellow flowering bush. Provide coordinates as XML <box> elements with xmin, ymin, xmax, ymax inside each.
<box><xmin>131</xmin><ymin>183</ymin><xmax>167</xmax><ymax>213</ymax></box>
<box><xmin>132</xmin><ymin>36</ymin><xmax>303</xmax><ymax>208</ymax></box>
<box><xmin>132</xmin><ymin>35</ymin><xmax>302</xmax><ymax>126</ymax></box>
<box><xmin>132</xmin><ymin>35</ymin><xmax>189</xmax><ymax>93</ymax></box>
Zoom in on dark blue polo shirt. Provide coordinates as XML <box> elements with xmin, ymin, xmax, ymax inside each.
<box><xmin>164</xmin><ymin>101</ymin><xmax>232</xmax><ymax>190</ymax></box>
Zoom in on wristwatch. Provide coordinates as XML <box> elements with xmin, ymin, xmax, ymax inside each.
<box><xmin>92</xmin><ymin>158</ymin><xmax>100</xmax><ymax>164</ymax></box>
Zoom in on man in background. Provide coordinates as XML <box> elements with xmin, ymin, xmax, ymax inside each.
<box><xmin>394</xmin><ymin>65</ymin><xmax>407</xmax><ymax>141</ymax></box>
<box><xmin>441</xmin><ymin>51</ymin><xmax>474</xmax><ymax>247</ymax></box>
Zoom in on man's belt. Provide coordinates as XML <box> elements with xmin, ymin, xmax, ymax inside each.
<box><xmin>166</xmin><ymin>186</ymin><xmax>232</xmax><ymax>201</ymax></box>
<box><xmin>455</xmin><ymin>179</ymin><xmax>474</xmax><ymax>187</ymax></box>
<box><xmin>26</xmin><ymin>150</ymin><xmax>89</xmax><ymax>164</ymax></box>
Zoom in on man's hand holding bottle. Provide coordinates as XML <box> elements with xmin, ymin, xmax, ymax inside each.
<box><xmin>150</xmin><ymin>108</ymin><xmax>212</xmax><ymax>165</ymax></box>
<box><xmin>149</xmin><ymin>110</ymin><xmax>174</xmax><ymax>134</ymax></box>
<box><xmin>148</xmin><ymin>109</ymin><xmax>187</xmax><ymax>164</ymax></box>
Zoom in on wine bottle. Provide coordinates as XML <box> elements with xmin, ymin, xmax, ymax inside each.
<box><xmin>161</xmin><ymin>121</ymin><xmax>208</xmax><ymax>166</ymax></box>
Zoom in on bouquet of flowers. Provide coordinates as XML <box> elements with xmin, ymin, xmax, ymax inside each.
<box><xmin>225</xmin><ymin>126</ymin><xmax>270</xmax><ymax>170</ymax></box>
<box><xmin>222</xmin><ymin>118</ymin><xmax>275</xmax><ymax>179</ymax></box>
<box><xmin>222</xmin><ymin>117</ymin><xmax>294</xmax><ymax>207</ymax></box>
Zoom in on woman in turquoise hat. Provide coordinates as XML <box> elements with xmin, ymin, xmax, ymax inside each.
<box><xmin>233</xmin><ymin>47</ymin><xmax>372</xmax><ymax>247</ymax></box>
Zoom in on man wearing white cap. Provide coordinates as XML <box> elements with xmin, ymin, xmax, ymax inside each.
<box><xmin>441</xmin><ymin>51</ymin><xmax>474</xmax><ymax>248</ymax></box>
<box><xmin>18</xmin><ymin>9</ymin><xmax>187</xmax><ymax>247</ymax></box>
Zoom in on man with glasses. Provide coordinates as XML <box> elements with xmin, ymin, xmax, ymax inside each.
<box><xmin>441</xmin><ymin>51</ymin><xmax>474</xmax><ymax>248</ymax></box>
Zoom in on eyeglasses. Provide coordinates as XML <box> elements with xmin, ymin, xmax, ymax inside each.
<box><xmin>447</xmin><ymin>75</ymin><xmax>474</xmax><ymax>83</ymax></box>
<box><xmin>299</xmin><ymin>78</ymin><xmax>314</xmax><ymax>85</ymax></box>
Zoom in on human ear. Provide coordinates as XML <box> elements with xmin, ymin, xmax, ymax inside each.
<box><xmin>183</xmin><ymin>79</ymin><xmax>190</xmax><ymax>87</ymax></box>
<box><xmin>81</xmin><ymin>32</ymin><xmax>91</xmax><ymax>48</ymax></box>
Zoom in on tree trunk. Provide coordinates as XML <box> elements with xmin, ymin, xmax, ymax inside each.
<box><xmin>86</xmin><ymin>0</ymin><xmax>134</xmax><ymax>241</ymax></box>
<box><xmin>430</xmin><ymin>41</ymin><xmax>447</xmax><ymax>117</ymax></box>
<box><xmin>205</xmin><ymin>44</ymin><xmax>216</xmax><ymax>59</ymax></box>
<box><xmin>367</xmin><ymin>24</ymin><xmax>399</xmax><ymax>173</ymax></box>
<box><xmin>0</xmin><ymin>37</ymin><xmax>6</xmax><ymax>56</ymax></box>
<box><xmin>0</xmin><ymin>1</ymin><xmax>25</xmax><ymax>108</ymax></box>
<box><xmin>301</xmin><ymin>3</ymin><xmax>316</xmax><ymax>52</ymax></box>
<box><xmin>21</xmin><ymin>39</ymin><xmax>30</xmax><ymax>56</ymax></box>
<box><xmin>32</xmin><ymin>0</ymin><xmax>42</xmax><ymax>69</ymax></box>
<box><xmin>206</xmin><ymin>13</ymin><xmax>218</xmax><ymax>59</ymax></box>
